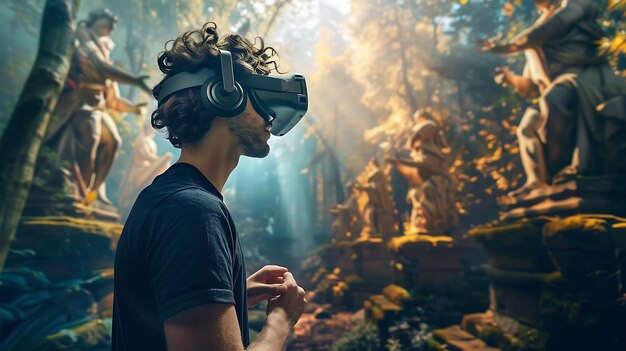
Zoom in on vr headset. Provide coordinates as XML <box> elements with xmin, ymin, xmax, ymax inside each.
<box><xmin>157</xmin><ymin>50</ymin><xmax>308</xmax><ymax>136</ymax></box>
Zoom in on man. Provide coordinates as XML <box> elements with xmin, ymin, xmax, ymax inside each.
<box><xmin>113</xmin><ymin>22</ymin><xmax>308</xmax><ymax>351</ymax></box>
<box><xmin>483</xmin><ymin>0</ymin><xmax>626</xmax><ymax>185</ymax></box>
<box><xmin>44</xmin><ymin>8</ymin><xmax>150</xmax><ymax>206</ymax></box>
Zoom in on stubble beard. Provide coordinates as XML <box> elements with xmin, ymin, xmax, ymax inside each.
<box><xmin>228</xmin><ymin>113</ymin><xmax>270</xmax><ymax>158</ymax></box>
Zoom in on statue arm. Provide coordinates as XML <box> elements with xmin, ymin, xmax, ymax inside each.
<box><xmin>511</xmin><ymin>0</ymin><xmax>588</xmax><ymax>50</ymax></box>
<box><xmin>393</xmin><ymin>155</ymin><xmax>425</xmax><ymax>168</ymax></box>
<box><xmin>105</xmin><ymin>82</ymin><xmax>142</xmax><ymax>114</ymax></box>
<box><xmin>516</xmin><ymin>1</ymin><xmax>586</xmax><ymax>47</ymax></box>
<box><xmin>485</xmin><ymin>0</ymin><xmax>588</xmax><ymax>54</ymax></box>
<box><xmin>510</xmin><ymin>74</ymin><xmax>540</xmax><ymax>99</ymax></box>
<box><xmin>395</xmin><ymin>152</ymin><xmax>446</xmax><ymax>176</ymax></box>
<box><xmin>90</xmin><ymin>51</ymin><xmax>152</xmax><ymax>94</ymax></box>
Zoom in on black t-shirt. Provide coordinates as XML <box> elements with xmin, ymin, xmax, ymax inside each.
<box><xmin>112</xmin><ymin>163</ymin><xmax>249</xmax><ymax>350</ymax></box>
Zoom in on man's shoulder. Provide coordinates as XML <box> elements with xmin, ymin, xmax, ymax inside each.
<box><xmin>126</xmin><ymin>166</ymin><xmax>227</xmax><ymax>227</ymax></box>
<box><xmin>140</xmin><ymin>176</ymin><xmax>224</xmax><ymax>215</ymax></box>
<box><xmin>168</xmin><ymin>186</ymin><xmax>226</xmax><ymax>214</ymax></box>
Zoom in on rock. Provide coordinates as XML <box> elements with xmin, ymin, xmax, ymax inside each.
<box><xmin>313</xmin><ymin>304</ymin><xmax>333</xmax><ymax>319</ymax></box>
<box><xmin>304</xmin><ymin>302</ymin><xmax>320</xmax><ymax>314</ymax></box>
<box><xmin>461</xmin><ymin>312</ymin><xmax>495</xmax><ymax>338</ymax></box>
<box><xmin>433</xmin><ymin>326</ymin><xmax>500</xmax><ymax>351</ymax></box>
<box><xmin>350</xmin><ymin>308</ymin><xmax>365</xmax><ymax>322</ymax></box>
<box><xmin>315</xmin><ymin>310</ymin><xmax>332</xmax><ymax>319</ymax></box>
<box><xmin>9</xmin><ymin>216</ymin><xmax>122</xmax><ymax>282</ymax></box>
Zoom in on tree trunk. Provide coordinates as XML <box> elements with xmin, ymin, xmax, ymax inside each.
<box><xmin>263</xmin><ymin>0</ymin><xmax>291</xmax><ymax>39</ymax></box>
<box><xmin>393</xmin><ymin>4</ymin><xmax>418</xmax><ymax>113</ymax></box>
<box><xmin>0</xmin><ymin>0</ymin><xmax>80</xmax><ymax>271</ymax></box>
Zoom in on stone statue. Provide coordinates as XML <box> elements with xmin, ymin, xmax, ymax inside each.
<box><xmin>329</xmin><ymin>182</ymin><xmax>363</xmax><ymax>241</ymax></box>
<box><xmin>483</xmin><ymin>0</ymin><xmax>626</xmax><ymax>196</ymax></box>
<box><xmin>387</xmin><ymin>110</ymin><xmax>458</xmax><ymax>235</ymax></box>
<box><xmin>118</xmin><ymin>117</ymin><xmax>172</xmax><ymax>222</ymax></box>
<box><xmin>39</xmin><ymin>9</ymin><xmax>151</xmax><ymax>211</ymax></box>
<box><xmin>353</xmin><ymin>159</ymin><xmax>397</xmax><ymax>240</ymax></box>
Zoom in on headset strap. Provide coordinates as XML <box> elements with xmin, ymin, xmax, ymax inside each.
<box><xmin>157</xmin><ymin>68</ymin><xmax>305</xmax><ymax>105</ymax></box>
<box><xmin>220</xmin><ymin>50</ymin><xmax>236</xmax><ymax>93</ymax></box>
<box><xmin>157</xmin><ymin>68</ymin><xmax>217</xmax><ymax>104</ymax></box>
<box><xmin>158</xmin><ymin>50</ymin><xmax>235</xmax><ymax>104</ymax></box>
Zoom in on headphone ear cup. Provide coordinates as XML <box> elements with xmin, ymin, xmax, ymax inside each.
<box><xmin>201</xmin><ymin>79</ymin><xmax>247</xmax><ymax>117</ymax></box>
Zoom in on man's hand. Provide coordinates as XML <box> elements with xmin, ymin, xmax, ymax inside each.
<box><xmin>247</xmin><ymin>265</ymin><xmax>288</xmax><ymax>307</ymax></box>
<box><xmin>266</xmin><ymin>272</ymin><xmax>307</xmax><ymax>328</ymax></box>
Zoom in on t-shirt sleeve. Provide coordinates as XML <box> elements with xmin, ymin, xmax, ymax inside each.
<box><xmin>144</xmin><ymin>195</ymin><xmax>235</xmax><ymax>322</ymax></box>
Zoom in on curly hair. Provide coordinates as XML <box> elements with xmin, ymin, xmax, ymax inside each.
<box><xmin>151</xmin><ymin>22</ymin><xmax>280</xmax><ymax>148</ymax></box>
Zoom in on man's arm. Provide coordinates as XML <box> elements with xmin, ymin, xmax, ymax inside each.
<box><xmin>165</xmin><ymin>305</ymin><xmax>291</xmax><ymax>351</ymax></box>
<box><xmin>164</xmin><ymin>272</ymin><xmax>306</xmax><ymax>351</ymax></box>
<box><xmin>165</xmin><ymin>304</ymin><xmax>245</xmax><ymax>351</ymax></box>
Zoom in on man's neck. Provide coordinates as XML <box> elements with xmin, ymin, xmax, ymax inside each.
<box><xmin>176</xmin><ymin>129</ymin><xmax>241</xmax><ymax>193</ymax></box>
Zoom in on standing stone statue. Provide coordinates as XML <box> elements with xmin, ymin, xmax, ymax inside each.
<box><xmin>118</xmin><ymin>117</ymin><xmax>172</xmax><ymax>221</ymax></box>
<box><xmin>37</xmin><ymin>9</ymin><xmax>150</xmax><ymax>213</ymax></box>
<box><xmin>354</xmin><ymin>160</ymin><xmax>397</xmax><ymax>240</ymax></box>
<box><xmin>387</xmin><ymin>110</ymin><xmax>458</xmax><ymax>235</ymax></box>
<box><xmin>329</xmin><ymin>182</ymin><xmax>363</xmax><ymax>242</ymax></box>
<box><xmin>494</xmin><ymin>52</ymin><xmax>551</xmax><ymax>196</ymax></box>
<box><xmin>483</xmin><ymin>0</ymin><xmax>626</xmax><ymax>196</ymax></box>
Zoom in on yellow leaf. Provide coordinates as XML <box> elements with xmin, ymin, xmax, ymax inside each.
<box><xmin>503</xmin><ymin>2</ymin><xmax>515</xmax><ymax>17</ymax></box>
<box><xmin>84</xmin><ymin>190</ymin><xmax>98</xmax><ymax>206</ymax></box>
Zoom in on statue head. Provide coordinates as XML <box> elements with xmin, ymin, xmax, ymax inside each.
<box><xmin>413</xmin><ymin>108</ymin><xmax>435</xmax><ymax>122</ymax></box>
<box><xmin>85</xmin><ymin>9</ymin><xmax>118</xmax><ymax>36</ymax></box>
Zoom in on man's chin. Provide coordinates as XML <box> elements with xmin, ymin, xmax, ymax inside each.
<box><xmin>243</xmin><ymin>144</ymin><xmax>270</xmax><ymax>158</ymax></box>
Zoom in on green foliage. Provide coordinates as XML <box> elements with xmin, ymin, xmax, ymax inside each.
<box><xmin>604</xmin><ymin>1</ymin><xmax>626</xmax><ymax>60</ymax></box>
<box><xmin>387</xmin><ymin>317</ymin><xmax>434</xmax><ymax>351</ymax></box>
<box><xmin>332</xmin><ymin>321</ymin><xmax>381</xmax><ymax>351</ymax></box>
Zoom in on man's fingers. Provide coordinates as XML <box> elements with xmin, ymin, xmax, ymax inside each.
<box><xmin>267</xmin><ymin>276</ymin><xmax>284</xmax><ymax>284</ymax></box>
<box><xmin>250</xmin><ymin>283</ymin><xmax>287</xmax><ymax>296</ymax></box>
<box><xmin>283</xmin><ymin>272</ymin><xmax>298</xmax><ymax>289</ymax></box>
<box><xmin>260</xmin><ymin>265</ymin><xmax>288</xmax><ymax>279</ymax></box>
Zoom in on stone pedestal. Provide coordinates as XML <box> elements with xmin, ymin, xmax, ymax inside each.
<box><xmin>342</xmin><ymin>239</ymin><xmax>394</xmax><ymax>309</ymax></box>
<box><xmin>1</xmin><ymin>216</ymin><xmax>122</xmax><ymax>350</ymax></box>
<box><xmin>317</xmin><ymin>239</ymin><xmax>392</xmax><ymax>310</ymax></box>
<box><xmin>352</xmin><ymin>238</ymin><xmax>394</xmax><ymax>281</ymax></box>
<box><xmin>9</xmin><ymin>216</ymin><xmax>122</xmax><ymax>283</ymax></box>
<box><xmin>434</xmin><ymin>215</ymin><xmax>626</xmax><ymax>351</ymax></box>
<box><xmin>388</xmin><ymin>235</ymin><xmax>485</xmax><ymax>291</ymax></box>
<box><xmin>319</xmin><ymin>240</ymin><xmax>355</xmax><ymax>277</ymax></box>
<box><xmin>498</xmin><ymin>177</ymin><xmax>626</xmax><ymax>221</ymax></box>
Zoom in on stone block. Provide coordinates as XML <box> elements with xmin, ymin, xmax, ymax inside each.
<box><xmin>433</xmin><ymin>326</ymin><xmax>500</xmax><ymax>351</ymax></box>
<box><xmin>9</xmin><ymin>216</ymin><xmax>122</xmax><ymax>281</ymax></box>
<box><xmin>469</xmin><ymin>221</ymin><xmax>555</xmax><ymax>272</ymax></box>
